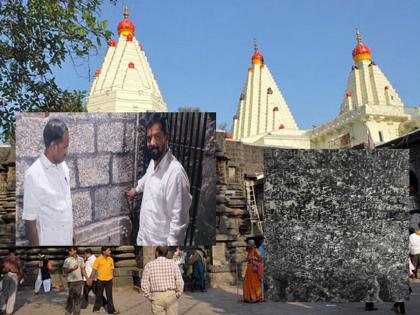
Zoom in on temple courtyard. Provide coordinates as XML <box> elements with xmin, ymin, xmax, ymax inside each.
<box><xmin>10</xmin><ymin>281</ymin><xmax>420</xmax><ymax>315</ymax></box>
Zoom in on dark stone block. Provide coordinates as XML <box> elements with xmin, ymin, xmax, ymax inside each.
<box><xmin>264</xmin><ymin>149</ymin><xmax>410</xmax><ymax>302</ymax></box>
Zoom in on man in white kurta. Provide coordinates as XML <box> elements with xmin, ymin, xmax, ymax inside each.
<box><xmin>22</xmin><ymin>118</ymin><xmax>73</xmax><ymax>246</ymax></box>
<box><xmin>127</xmin><ymin>115</ymin><xmax>192</xmax><ymax>246</ymax></box>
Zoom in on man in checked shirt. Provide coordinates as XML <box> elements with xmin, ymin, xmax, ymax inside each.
<box><xmin>141</xmin><ymin>246</ymin><xmax>184</xmax><ymax>315</ymax></box>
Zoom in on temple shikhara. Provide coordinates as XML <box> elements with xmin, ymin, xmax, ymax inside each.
<box><xmin>232</xmin><ymin>43</ymin><xmax>300</xmax><ymax>144</ymax></box>
<box><xmin>231</xmin><ymin>31</ymin><xmax>420</xmax><ymax>148</ymax></box>
<box><xmin>87</xmin><ymin>6</ymin><xmax>167</xmax><ymax>112</ymax></box>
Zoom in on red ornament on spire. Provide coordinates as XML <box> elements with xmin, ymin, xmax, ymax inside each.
<box><xmin>279</xmin><ymin>124</ymin><xmax>285</xmax><ymax>129</ymax></box>
<box><xmin>117</xmin><ymin>6</ymin><xmax>135</xmax><ymax>37</ymax></box>
<box><xmin>251</xmin><ymin>39</ymin><xmax>264</xmax><ymax>65</ymax></box>
<box><xmin>95</xmin><ymin>69</ymin><xmax>101</xmax><ymax>77</ymax></box>
<box><xmin>226</xmin><ymin>133</ymin><xmax>233</xmax><ymax>139</ymax></box>
<box><xmin>128</xmin><ymin>62</ymin><xmax>135</xmax><ymax>69</ymax></box>
<box><xmin>345</xmin><ymin>92</ymin><xmax>351</xmax><ymax>97</ymax></box>
<box><xmin>352</xmin><ymin>30</ymin><xmax>371</xmax><ymax>63</ymax></box>
<box><xmin>126</xmin><ymin>34</ymin><xmax>133</xmax><ymax>42</ymax></box>
<box><xmin>108</xmin><ymin>39</ymin><xmax>116</xmax><ymax>47</ymax></box>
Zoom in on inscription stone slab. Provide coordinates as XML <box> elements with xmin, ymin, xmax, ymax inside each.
<box><xmin>264</xmin><ymin>149</ymin><xmax>409</xmax><ymax>302</ymax></box>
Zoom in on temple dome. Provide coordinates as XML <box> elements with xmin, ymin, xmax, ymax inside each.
<box><xmin>252</xmin><ymin>44</ymin><xmax>264</xmax><ymax>65</ymax></box>
<box><xmin>117</xmin><ymin>6</ymin><xmax>135</xmax><ymax>36</ymax></box>
<box><xmin>352</xmin><ymin>30</ymin><xmax>371</xmax><ymax>63</ymax></box>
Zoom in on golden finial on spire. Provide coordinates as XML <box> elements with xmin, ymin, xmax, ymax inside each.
<box><xmin>251</xmin><ymin>38</ymin><xmax>263</xmax><ymax>65</ymax></box>
<box><xmin>124</xmin><ymin>5</ymin><xmax>129</xmax><ymax>19</ymax></box>
<box><xmin>356</xmin><ymin>28</ymin><xmax>362</xmax><ymax>45</ymax></box>
<box><xmin>352</xmin><ymin>28</ymin><xmax>371</xmax><ymax>64</ymax></box>
<box><xmin>117</xmin><ymin>5</ymin><xmax>135</xmax><ymax>36</ymax></box>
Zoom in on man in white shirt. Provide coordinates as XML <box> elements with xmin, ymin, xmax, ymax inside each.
<box><xmin>22</xmin><ymin>118</ymin><xmax>73</xmax><ymax>246</ymax></box>
<box><xmin>409</xmin><ymin>225</ymin><xmax>420</xmax><ymax>278</ymax></box>
<box><xmin>127</xmin><ymin>114</ymin><xmax>192</xmax><ymax>246</ymax></box>
<box><xmin>81</xmin><ymin>249</ymin><xmax>107</xmax><ymax>310</ymax></box>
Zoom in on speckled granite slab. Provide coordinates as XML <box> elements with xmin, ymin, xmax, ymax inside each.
<box><xmin>264</xmin><ymin>149</ymin><xmax>410</xmax><ymax>302</ymax></box>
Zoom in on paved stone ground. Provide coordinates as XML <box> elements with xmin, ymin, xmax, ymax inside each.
<box><xmin>10</xmin><ymin>281</ymin><xmax>420</xmax><ymax>315</ymax></box>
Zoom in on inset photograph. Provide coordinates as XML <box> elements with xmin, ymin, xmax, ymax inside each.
<box><xmin>263</xmin><ymin>149</ymin><xmax>410</xmax><ymax>302</ymax></box>
<box><xmin>15</xmin><ymin>112</ymin><xmax>216</xmax><ymax>246</ymax></box>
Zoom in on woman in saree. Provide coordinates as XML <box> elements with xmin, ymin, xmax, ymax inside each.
<box><xmin>243</xmin><ymin>239</ymin><xmax>264</xmax><ymax>302</ymax></box>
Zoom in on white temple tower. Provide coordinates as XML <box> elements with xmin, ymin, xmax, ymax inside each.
<box><xmin>87</xmin><ymin>7</ymin><xmax>167</xmax><ymax>112</ymax></box>
<box><xmin>311</xmin><ymin>30</ymin><xmax>420</xmax><ymax>148</ymax></box>
<box><xmin>232</xmin><ymin>44</ymin><xmax>298</xmax><ymax>141</ymax></box>
<box><xmin>229</xmin><ymin>32</ymin><xmax>420</xmax><ymax>149</ymax></box>
<box><xmin>339</xmin><ymin>30</ymin><xmax>404</xmax><ymax>114</ymax></box>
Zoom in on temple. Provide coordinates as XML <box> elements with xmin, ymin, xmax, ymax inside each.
<box><xmin>231</xmin><ymin>31</ymin><xmax>420</xmax><ymax>148</ymax></box>
<box><xmin>87</xmin><ymin>6</ymin><xmax>167</xmax><ymax>112</ymax></box>
<box><xmin>232</xmin><ymin>43</ymin><xmax>301</xmax><ymax>145</ymax></box>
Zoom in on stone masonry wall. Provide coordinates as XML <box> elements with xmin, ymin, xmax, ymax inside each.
<box><xmin>0</xmin><ymin>146</ymin><xmax>15</xmax><ymax>246</ymax></box>
<box><xmin>210</xmin><ymin>132</ymin><xmax>262</xmax><ymax>287</ymax></box>
<box><xmin>225</xmin><ymin>140</ymin><xmax>264</xmax><ymax>177</ymax></box>
<box><xmin>15</xmin><ymin>113</ymin><xmax>146</xmax><ymax>246</ymax></box>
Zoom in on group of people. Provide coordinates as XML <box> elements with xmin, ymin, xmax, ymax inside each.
<box><xmin>62</xmin><ymin>246</ymin><xmax>119</xmax><ymax>315</ymax></box>
<box><xmin>0</xmin><ymin>246</ymin><xmax>187</xmax><ymax>315</ymax></box>
<box><xmin>0</xmin><ymin>249</ymin><xmax>52</xmax><ymax>314</ymax></box>
<box><xmin>0</xmin><ymin>247</ymin><xmax>119</xmax><ymax>315</ymax></box>
<box><xmin>172</xmin><ymin>247</ymin><xmax>208</xmax><ymax>292</ymax></box>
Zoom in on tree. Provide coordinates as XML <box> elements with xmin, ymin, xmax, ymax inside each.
<box><xmin>0</xmin><ymin>0</ymin><xmax>113</xmax><ymax>143</ymax></box>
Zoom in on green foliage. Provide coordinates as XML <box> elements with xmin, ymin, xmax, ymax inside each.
<box><xmin>0</xmin><ymin>0</ymin><xmax>113</xmax><ymax>143</ymax></box>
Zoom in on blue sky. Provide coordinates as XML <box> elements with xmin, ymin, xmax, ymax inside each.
<box><xmin>54</xmin><ymin>0</ymin><xmax>420</xmax><ymax>131</ymax></box>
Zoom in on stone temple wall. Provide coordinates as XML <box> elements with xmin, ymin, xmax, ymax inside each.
<box><xmin>211</xmin><ymin>133</ymin><xmax>245</xmax><ymax>286</ymax></box>
<box><xmin>15</xmin><ymin>113</ymin><xmax>146</xmax><ymax>246</ymax></box>
<box><xmin>264</xmin><ymin>149</ymin><xmax>410</xmax><ymax>302</ymax></box>
<box><xmin>210</xmin><ymin>133</ymin><xmax>265</xmax><ymax>287</ymax></box>
<box><xmin>0</xmin><ymin>146</ymin><xmax>15</xmax><ymax>246</ymax></box>
<box><xmin>225</xmin><ymin>140</ymin><xmax>264</xmax><ymax>180</ymax></box>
